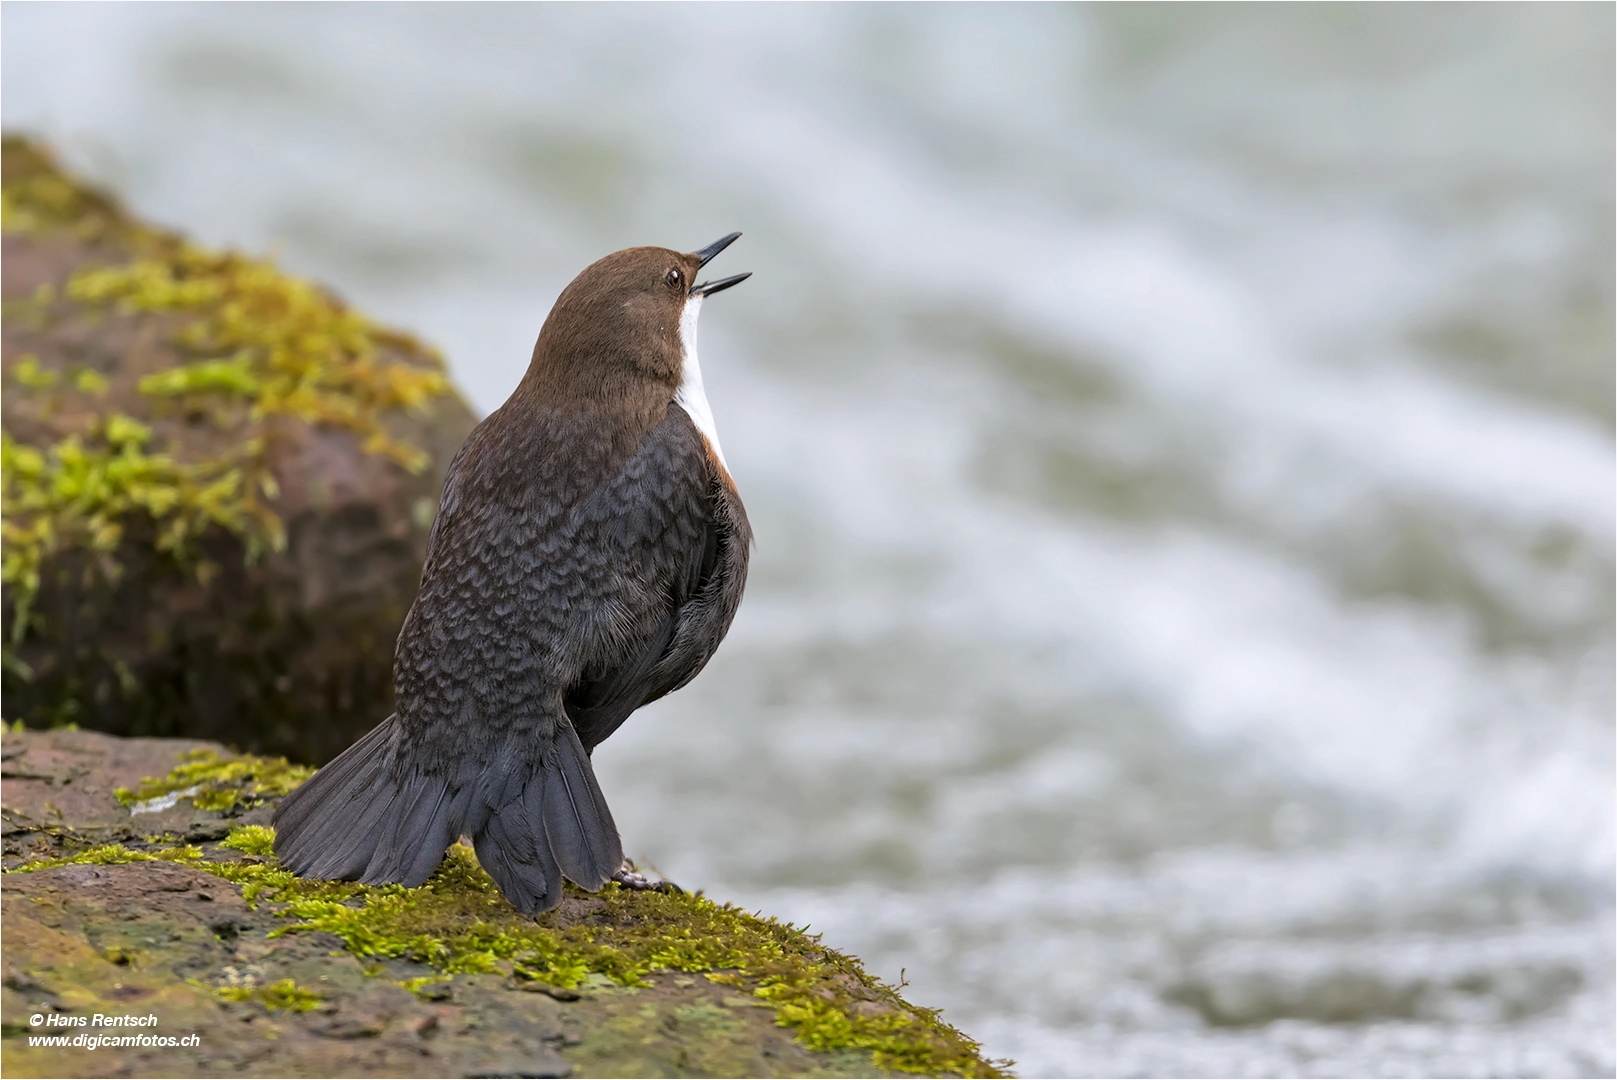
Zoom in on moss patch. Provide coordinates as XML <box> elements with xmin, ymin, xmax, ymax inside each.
<box><xmin>66</xmin><ymin>243</ymin><xmax>449</xmax><ymax>472</ymax></box>
<box><xmin>0</xmin><ymin>420</ymin><xmax>275</xmax><ymax>646</ymax></box>
<box><xmin>0</xmin><ymin>136</ymin><xmax>160</xmax><ymax>245</ymax></box>
<box><xmin>1</xmin><ymin>138</ymin><xmax>454</xmax><ymax>647</ymax></box>
<box><xmin>111</xmin><ymin>748</ymin><xmax>315</xmax><ymax>815</ymax></box>
<box><xmin>211</xmin><ymin>977</ymin><xmax>327</xmax><ymax>1013</ymax></box>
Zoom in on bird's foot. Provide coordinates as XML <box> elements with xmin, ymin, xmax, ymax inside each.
<box><xmin>612</xmin><ymin>862</ymin><xmax>684</xmax><ymax>895</ymax></box>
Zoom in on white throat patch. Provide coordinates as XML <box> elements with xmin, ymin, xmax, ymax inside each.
<box><xmin>675</xmin><ymin>295</ymin><xmax>728</xmax><ymax>469</ymax></box>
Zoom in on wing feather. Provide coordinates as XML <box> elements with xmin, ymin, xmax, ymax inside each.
<box><xmin>563</xmin><ymin>404</ymin><xmax>748</xmax><ymax>751</ymax></box>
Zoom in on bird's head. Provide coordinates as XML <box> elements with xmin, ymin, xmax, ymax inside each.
<box><xmin>526</xmin><ymin>233</ymin><xmax>749</xmax><ymax>408</ymax></box>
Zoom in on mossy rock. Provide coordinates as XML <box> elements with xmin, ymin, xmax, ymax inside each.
<box><xmin>1</xmin><ymin>135</ymin><xmax>479</xmax><ymax>764</ymax></box>
<box><xmin>1</xmin><ymin>728</ymin><xmax>1008</xmax><ymax>1078</ymax></box>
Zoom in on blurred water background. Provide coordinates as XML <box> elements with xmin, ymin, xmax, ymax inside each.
<box><xmin>4</xmin><ymin>4</ymin><xmax>1612</xmax><ymax>1076</ymax></box>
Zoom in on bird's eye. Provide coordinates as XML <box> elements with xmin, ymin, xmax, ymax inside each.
<box><xmin>665</xmin><ymin>268</ymin><xmax>682</xmax><ymax>289</ymax></box>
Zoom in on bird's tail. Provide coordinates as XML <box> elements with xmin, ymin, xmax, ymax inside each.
<box><xmin>472</xmin><ymin>720</ymin><xmax>623</xmax><ymax>915</ymax></box>
<box><xmin>271</xmin><ymin>714</ymin><xmax>622</xmax><ymax>916</ymax></box>
<box><xmin>272</xmin><ymin>715</ymin><xmax>455</xmax><ymax>888</ymax></box>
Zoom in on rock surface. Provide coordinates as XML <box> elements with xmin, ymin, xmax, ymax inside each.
<box><xmin>1</xmin><ymin>137</ymin><xmax>478</xmax><ymax>765</ymax></box>
<box><xmin>0</xmin><ymin>718</ymin><xmax>1005</xmax><ymax>1079</ymax></box>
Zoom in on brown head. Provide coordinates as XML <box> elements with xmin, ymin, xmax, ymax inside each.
<box><xmin>522</xmin><ymin>233</ymin><xmax>749</xmax><ymax>413</ymax></box>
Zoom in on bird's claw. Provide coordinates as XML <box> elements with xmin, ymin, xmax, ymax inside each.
<box><xmin>612</xmin><ymin>865</ymin><xmax>684</xmax><ymax>894</ymax></box>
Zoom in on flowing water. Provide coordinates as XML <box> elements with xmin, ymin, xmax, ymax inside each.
<box><xmin>5</xmin><ymin>5</ymin><xmax>1612</xmax><ymax>1076</ymax></box>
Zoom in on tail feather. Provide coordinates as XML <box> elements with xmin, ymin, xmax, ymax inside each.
<box><xmin>272</xmin><ymin>715</ymin><xmax>451</xmax><ymax>886</ymax></box>
<box><xmin>360</xmin><ymin>767</ymin><xmax>451</xmax><ymax>887</ymax></box>
<box><xmin>541</xmin><ymin>723</ymin><xmax>623</xmax><ymax>889</ymax></box>
<box><xmin>272</xmin><ymin>717</ymin><xmax>394</xmax><ymax>841</ymax></box>
<box><xmin>473</xmin><ymin>794</ymin><xmax>563</xmax><ymax>916</ymax></box>
<box><xmin>466</xmin><ymin>719</ymin><xmax>623</xmax><ymax>914</ymax></box>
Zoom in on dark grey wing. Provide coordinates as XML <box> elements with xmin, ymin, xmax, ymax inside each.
<box><xmin>564</xmin><ymin>405</ymin><xmax>751</xmax><ymax>752</ymax></box>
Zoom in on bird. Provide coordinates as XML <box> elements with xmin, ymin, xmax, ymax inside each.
<box><xmin>272</xmin><ymin>234</ymin><xmax>753</xmax><ymax>915</ymax></box>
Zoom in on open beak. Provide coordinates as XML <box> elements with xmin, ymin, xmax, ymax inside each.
<box><xmin>689</xmin><ymin>232</ymin><xmax>751</xmax><ymax>296</ymax></box>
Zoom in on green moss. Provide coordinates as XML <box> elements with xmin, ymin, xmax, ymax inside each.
<box><xmin>67</xmin><ymin>243</ymin><xmax>450</xmax><ymax>472</ymax></box>
<box><xmin>112</xmin><ymin>748</ymin><xmax>315</xmax><ymax>815</ymax></box>
<box><xmin>9</xmin><ymin>355</ymin><xmax>56</xmax><ymax>389</ymax></box>
<box><xmin>218</xmin><ymin>822</ymin><xmax>277</xmax><ymax>856</ymax></box>
<box><xmin>395</xmin><ymin>974</ymin><xmax>453</xmax><ymax>999</ymax></box>
<box><xmin>74</xmin><ymin>368</ymin><xmax>110</xmax><ymax>396</ymax></box>
<box><xmin>1</xmin><ymin>424</ymin><xmax>278</xmax><ymax>644</ymax></box>
<box><xmin>10</xmin><ymin>828</ymin><xmax>1006</xmax><ymax>1077</ymax></box>
<box><xmin>16</xmin><ymin>842</ymin><xmax>206</xmax><ymax>870</ymax></box>
<box><xmin>213</xmin><ymin>977</ymin><xmax>326</xmax><ymax>1013</ymax></box>
<box><xmin>1</xmin><ymin>137</ymin><xmax>454</xmax><ymax>647</ymax></box>
<box><xmin>0</xmin><ymin>136</ymin><xmax>157</xmax><ymax>246</ymax></box>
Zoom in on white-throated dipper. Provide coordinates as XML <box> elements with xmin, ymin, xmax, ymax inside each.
<box><xmin>272</xmin><ymin>235</ymin><xmax>753</xmax><ymax>915</ymax></box>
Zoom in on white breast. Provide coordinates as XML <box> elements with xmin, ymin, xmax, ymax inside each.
<box><xmin>675</xmin><ymin>294</ymin><xmax>728</xmax><ymax>469</ymax></box>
